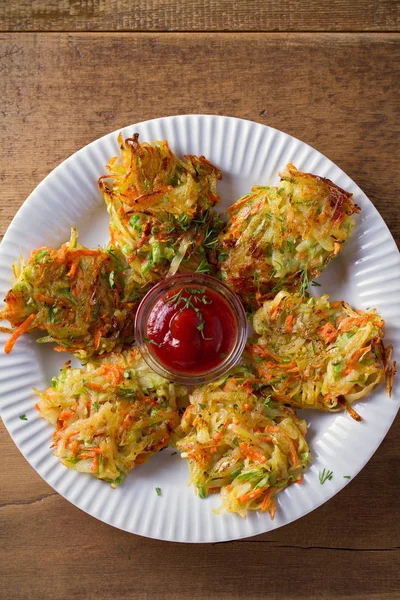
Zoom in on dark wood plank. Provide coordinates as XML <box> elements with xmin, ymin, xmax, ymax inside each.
<box><xmin>0</xmin><ymin>31</ymin><xmax>399</xmax><ymax>600</ymax></box>
<box><xmin>0</xmin><ymin>33</ymin><xmax>398</xmax><ymax>243</ymax></box>
<box><xmin>0</xmin><ymin>0</ymin><xmax>399</xmax><ymax>32</ymax></box>
<box><xmin>1</xmin><ymin>418</ymin><xmax>399</xmax><ymax>600</ymax></box>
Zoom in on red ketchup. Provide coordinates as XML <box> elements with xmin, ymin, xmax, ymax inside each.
<box><xmin>146</xmin><ymin>285</ymin><xmax>237</xmax><ymax>375</ymax></box>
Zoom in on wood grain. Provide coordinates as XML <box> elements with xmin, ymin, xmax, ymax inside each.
<box><xmin>0</xmin><ymin>29</ymin><xmax>399</xmax><ymax>600</ymax></box>
<box><xmin>0</xmin><ymin>33</ymin><xmax>398</xmax><ymax>243</ymax></box>
<box><xmin>1</xmin><ymin>420</ymin><xmax>399</xmax><ymax>600</ymax></box>
<box><xmin>0</xmin><ymin>0</ymin><xmax>399</xmax><ymax>32</ymax></box>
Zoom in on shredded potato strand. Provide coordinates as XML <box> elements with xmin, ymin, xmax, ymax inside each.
<box><xmin>176</xmin><ymin>368</ymin><xmax>311</xmax><ymax>518</ymax></box>
<box><xmin>36</xmin><ymin>349</ymin><xmax>188</xmax><ymax>485</ymax></box>
<box><xmin>218</xmin><ymin>163</ymin><xmax>359</xmax><ymax>309</ymax></box>
<box><xmin>99</xmin><ymin>133</ymin><xmax>224</xmax><ymax>286</ymax></box>
<box><xmin>0</xmin><ymin>228</ymin><xmax>145</xmax><ymax>359</ymax></box>
<box><xmin>246</xmin><ymin>291</ymin><xmax>394</xmax><ymax>416</ymax></box>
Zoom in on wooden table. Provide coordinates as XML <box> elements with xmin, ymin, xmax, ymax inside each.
<box><xmin>1</xmin><ymin>3</ymin><xmax>399</xmax><ymax>599</ymax></box>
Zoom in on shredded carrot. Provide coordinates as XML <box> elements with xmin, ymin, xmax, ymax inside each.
<box><xmin>98</xmin><ymin>364</ymin><xmax>124</xmax><ymax>385</ymax></box>
<box><xmin>57</xmin><ymin>245</ymin><xmax>68</xmax><ymax>261</ymax></box>
<box><xmin>120</xmin><ymin>413</ymin><xmax>134</xmax><ymax>431</ymax></box>
<box><xmin>239</xmin><ymin>442</ymin><xmax>266</xmax><ymax>464</ymax></box>
<box><xmin>93</xmin><ymin>329</ymin><xmax>103</xmax><ymax>350</ymax></box>
<box><xmin>66</xmin><ymin>256</ymin><xmax>80</xmax><ymax>279</ymax></box>
<box><xmin>260</xmin><ymin>487</ymin><xmax>276</xmax><ymax>513</ymax></box>
<box><xmin>343</xmin><ymin>344</ymin><xmax>371</xmax><ymax>374</ymax></box>
<box><xmin>287</xmin><ymin>437</ymin><xmax>299</xmax><ymax>467</ymax></box>
<box><xmin>256</xmin><ymin>367</ymin><xmax>272</xmax><ymax>382</ymax></box>
<box><xmin>223</xmin><ymin>377</ymin><xmax>238</xmax><ymax>392</ymax></box>
<box><xmin>238</xmin><ymin>378</ymin><xmax>255</xmax><ymax>395</ymax></box>
<box><xmin>4</xmin><ymin>313</ymin><xmax>36</xmax><ymax>354</ymax></box>
<box><xmin>264</xmin><ymin>425</ymin><xmax>280</xmax><ymax>433</ymax></box>
<box><xmin>227</xmin><ymin>192</ymin><xmax>257</xmax><ymax>213</ymax></box>
<box><xmin>85</xmin><ymin>381</ymin><xmax>107</xmax><ymax>391</ymax></box>
<box><xmin>265</xmin><ymin>360</ymin><xmax>298</xmax><ymax>371</ymax></box>
<box><xmin>78</xmin><ymin>448</ymin><xmax>102</xmax><ymax>459</ymax></box>
<box><xmin>318</xmin><ymin>322</ymin><xmax>338</xmax><ymax>344</ymax></box>
<box><xmin>91</xmin><ymin>455</ymin><xmax>99</xmax><ymax>472</ymax></box>
<box><xmin>339</xmin><ymin>315</ymin><xmax>380</xmax><ymax>332</ymax></box>
<box><xmin>248</xmin><ymin>344</ymin><xmax>282</xmax><ymax>363</ymax></box>
<box><xmin>284</xmin><ymin>314</ymin><xmax>296</xmax><ymax>333</ymax></box>
<box><xmin>270</xmin><ymin>305</ymin><xmax>281</xmax><ymax>321</ymax></box>
<box><xmin>58</xmin><ymin>409</ymin><xmax>74</xmax><ymax>421</ymax></box>
<box><xmin>238</xmin><ymin>486</ymin><xmax>267</xmax><ymax>504</ymax></box>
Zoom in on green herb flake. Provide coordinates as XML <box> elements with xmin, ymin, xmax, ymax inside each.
<box><xmin>92</xmin><ymin>401</ymin><xmax>99</xmax><ymax>412</ymax></box>
<box><xmin>19</xmin><ymin>414</ymin><xmax>28</xmax><ymax>421</ymax></box>
<box><xmin>144</xmin><ymin>337</ymin><xmax>161</xmax><ymax>347</ymax></box>
<box><xmin>263</xmin><ymin>395</ymin><xmax>272</xmax><ymax>407</ymax></box>
<box><xmin>195</xmin><ymin>259</ymin><xmax>211</xmax><ymax>274</ymax></box>
<box><xmin>343</xmin><ymin>475</ymin><xmax>351</xmax><ymax>479</ymax></box>
<box><xmin>319</xmin><ymin>468</ymin><xmax>334</xmax><ymax>484</ymax></box>
<box><xmin>155</xmin><ymin>487</ymin><xmax>162</xmax><ymax>496</ymax></box>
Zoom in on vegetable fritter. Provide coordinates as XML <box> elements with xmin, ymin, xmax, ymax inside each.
<box><xmin>99</xmin><ymin>133</ymin><xmax>224</xmax><ymax>286</ymax></box>
<box><xmin>218</xmin><ymin>163</ymin><xmax>359</xmax><ymax>309</ymax></box>
<box><xmin>35</xmin><ymin>349</ymin><xmax>188</xmax><ymax>485</ymax></box>
<box><xmin>246</xmin><ymin>291</ymin><xmax>395</xmax><ymax>419</ymax></box>
<box><xmin>176</xmin><ymin>368</ymin><xmax>310</xmax><ymax>518</ymax></box>
<box><xmin>0</xmin><ymin>228</ymin><xmax>140</xmax><ymax>360</ymax></box>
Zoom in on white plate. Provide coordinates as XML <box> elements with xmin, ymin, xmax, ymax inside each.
<box><xmin>0</xmin><ymin>115</ymin><xmax>399</xmax><ymax>543</ymax></box>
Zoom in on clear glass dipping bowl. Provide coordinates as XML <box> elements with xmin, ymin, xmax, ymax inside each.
<box><xmin>135</xmin><ymin>273</ymin><xmax>248</xmax><ymax>385</ymax></box>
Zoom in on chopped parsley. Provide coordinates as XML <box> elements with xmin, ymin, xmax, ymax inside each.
<box><xmin>155</xmin><ymin>487</ymin><xmax>162</xmax><ymax>496</ymax></box>
<box><xmin>19</xmin><ymin>414</ymin><xmax>28</xmax><ymax>421</ymax></box>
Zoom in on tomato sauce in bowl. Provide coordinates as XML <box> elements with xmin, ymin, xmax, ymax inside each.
<box><xmin>135</xmin><ymin>274</ymin><xmax>247</xmax><ymax>384</ymax></box>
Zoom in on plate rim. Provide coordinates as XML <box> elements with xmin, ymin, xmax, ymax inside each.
<box><xmin>0</xmin><ymin>113</ymin><xmax>399</xmax><ymax>543</ymax></box>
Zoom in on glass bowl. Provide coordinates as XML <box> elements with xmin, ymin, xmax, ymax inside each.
<box><xmin>135</xmin><ymin>273</ymin><xmax>248</xmax><ymax>384</ymax></box>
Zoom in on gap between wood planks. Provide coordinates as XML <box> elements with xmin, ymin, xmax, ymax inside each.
<box><xmin>1</xmin><ymin>29</ymin><xmax>400</xmax><ymax>34</ymax></box>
